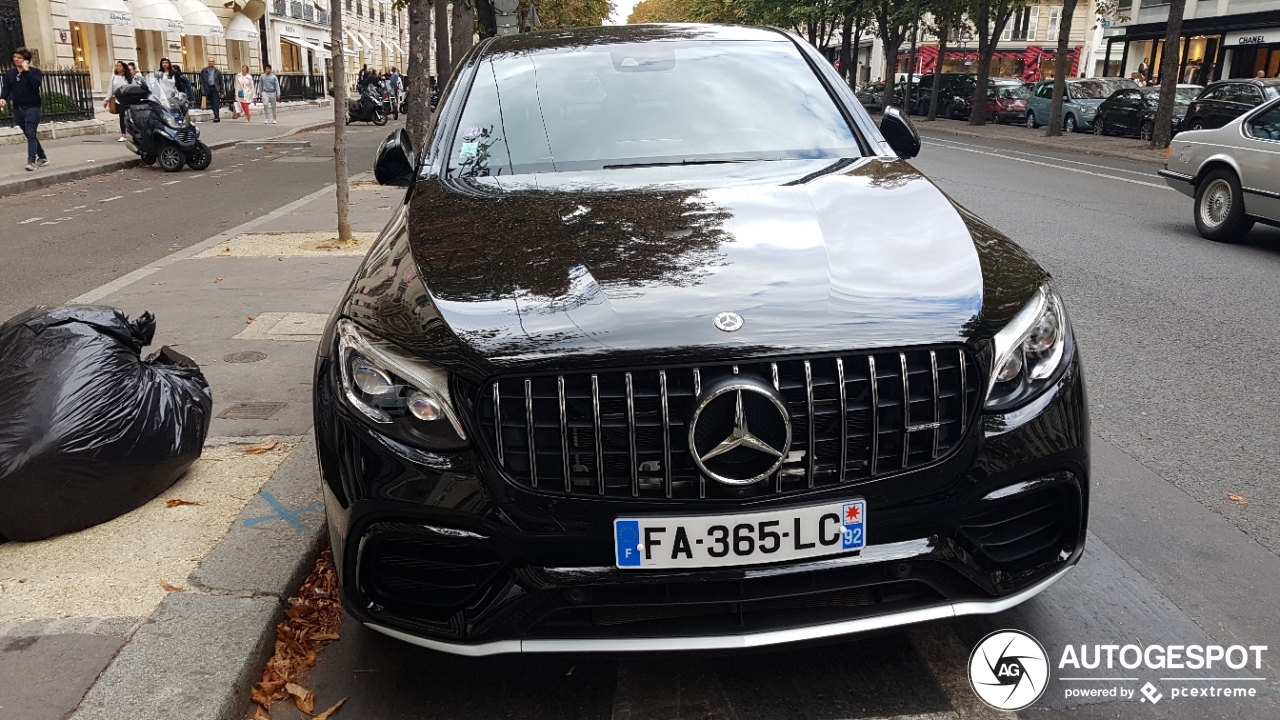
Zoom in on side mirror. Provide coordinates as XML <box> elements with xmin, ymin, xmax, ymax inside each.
<box><xmin>373</xmin><ymin>128</ymin><xmax>415</xmax><ymax>186</ymax></box>
<box><xmin>880</xmin><ymin>106</ymin><xmax>921</xmax><ymax>159</ymax></box>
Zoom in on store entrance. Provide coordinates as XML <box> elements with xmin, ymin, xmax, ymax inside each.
<box><xmin>1231</xmin><ymin>44</ymin><xmax>1280</xmax><ymax>79</ymax></box>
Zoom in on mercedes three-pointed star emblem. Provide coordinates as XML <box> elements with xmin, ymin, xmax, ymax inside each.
<box><xmin>688</xmin><ymin>377</ymin><xmax>792</xmax><ymax>486</ymax></box>
<box><xmin>699</xmin><ymin>389</ymin><xmax>785</xmax><ymax>463</ymax></box>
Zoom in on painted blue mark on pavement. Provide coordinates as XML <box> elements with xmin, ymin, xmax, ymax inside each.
<box><xmin>243</xmin><ymin>491</ymin><xmax>323</xmax><ymax>532</ymax></box>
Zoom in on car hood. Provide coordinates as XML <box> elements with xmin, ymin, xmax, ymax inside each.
<box><xmin>345</xmin><ymin>158</ymin><xmax>1047</xmax><ymax>377</ymax></box>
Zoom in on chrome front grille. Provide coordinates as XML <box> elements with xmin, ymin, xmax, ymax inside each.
<box><xmin>476</xmin><ymin>347</ymin><xmax>981</xmax><ymax>500</ymax></box>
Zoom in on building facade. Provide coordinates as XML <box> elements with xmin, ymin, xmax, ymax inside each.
<box><xmin>1100</xmin><ymin>1</ymin><xmax>1280</xmax><ymax>84</ymax></box>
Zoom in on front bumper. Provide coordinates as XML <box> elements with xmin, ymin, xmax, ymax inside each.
<box><xmin>315</xmin><ymin>349</ymin><xmax>1089</xmax><ymax>655</ymax></box>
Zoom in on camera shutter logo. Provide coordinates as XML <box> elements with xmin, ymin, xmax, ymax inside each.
<box><xmin>968</xmin><ymin>629</ymin><xmax>1050</xmax><ymax>711</ymax></box>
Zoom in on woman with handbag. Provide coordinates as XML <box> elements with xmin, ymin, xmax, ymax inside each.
<box><xmin>234</xmin><ymin>66</ymin><xmax>255</xmax><ymax>122</ymax></box>
<box><xmin>106</xmin><ymin>61</ymin><xmax>133</xmax><ymax>142</ymax></box>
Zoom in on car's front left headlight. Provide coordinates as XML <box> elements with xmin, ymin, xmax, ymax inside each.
<box><xmin>336</xmin><ymin>319</ymin><xmax>468</xmax><ymax>450</ymax></box>
<box><xmin>985</xmin><ymin>285</ymin><xmax>1074</xmax><ymax>412</ymax></box>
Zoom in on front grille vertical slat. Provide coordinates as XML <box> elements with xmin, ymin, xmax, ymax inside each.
<box><xmin>591</xmin><ymin>374</ymin><xmax>604</xmax><ymax>496</ymax></box>
<box><xmin>659</xmin><ymin>370</ymin><xmax>672</xmax><ymax>499</ymax></box>
<box><xmin>804</xmin><ymin>360</ymin><xmax>815</xmax><ymax>489</ymax></box>
<box><xmin>524</xmin><ymin>379</ymin><xmax>537</xmax><ymax>488</ymax></box>
<box><xmin>900</xmin><ymin>353</ymin><xmax>910</xmax><ymax>469</ymax></box>
<box><xmin>930</xmin><ymin>351</ymin><xmax>941</xmax><ymax>460</ymax></box>
<box><xmin>558</xmin><ymin>376</ymin><xmax>571</xmax><ymax>493</ymax></box>
<box><xmin>626</xmin><ymin>372</ymin><xmax>638</xmax><ymax>498</ymax></box>
<box><xmin>836</xmin><ymin>358</ymin><xmax>847</xmax><ymax>482</ymax></box>
<box><xmin>492</xmin><ymin>384</ymin><xmax>504</xmax><ymax>467</ymax></box>
<box><xmin>482</xmin><ymin>346</ymin><xmax>975</xmax><ymax>501</ymax></box>
<box><xmin>868</xmin><ymin>355</ymin><xmax>880</xmax><ymax>476</ymax></box>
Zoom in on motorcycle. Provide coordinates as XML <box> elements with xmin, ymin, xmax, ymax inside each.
<box><xmin>381</xmin><ymin>89</ymin><xmax>399</xmax><ymax>121</ymax></box>
<box><xmin>116</xmin><ymin>78</ymin><xmax>211</xmax><ymax>172</ymax></box>
<box><xmin>348</xmin><ymin>88</ymin><xmax>388</xmax><ymax>126</ymax></box>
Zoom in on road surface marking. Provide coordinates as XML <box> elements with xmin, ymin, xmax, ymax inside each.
<box><xmin>132</xmin><ymin>189</ymin><xmax>148</xmax><ymax>193</ymax></box>
<box><xmin>921</xmin><ymin>140</ymin><xmax>1172</xmax><ymax>191</ymax></box>
<box><xmin>40</xmin><ymin>221</ymin><xmax>60</xmax><ymax>225</ymax></box>
<box><xmin>18</xmin><ymin>217</ymin><xmax>43</xmax><ymax>224</ymax></box>
<box><xmin>923</xmin><ymin>135</ymin><xmax>1158</xmax><ymax>177</ymax></box>
<box><xmin>163</xmin><ymin>180</ymin><xmax>181</xmax><ymax>185</ymax></box>
<box><xmin>68</xmin><ymin>205</ymin><xmax>86</xmax><ymax>210</ymax></box>
<box><xmin>100</xmin><ymin>195</ymin><xmax>124</xmax><ymax>202</ymax></box>
<box><xmin>190</xmin><ymin>174</ymin><xmax>205</xmax><ymax>179</ymax></box>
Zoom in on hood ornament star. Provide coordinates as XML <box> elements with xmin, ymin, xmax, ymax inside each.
<box><xmin>699</xmin><ymin>389</ymin><xmax>785</xmax><ymax>463</ymax></box>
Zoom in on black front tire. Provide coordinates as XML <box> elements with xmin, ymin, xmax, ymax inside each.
<box><xmin>158</xmin><ymin>144</ymin><xmax>186</xmax><ymax>173</ymax></box>
<box><xmin>1064</xmin><ymin>115</ymin><xmax>1078</xmax><ymax>133</ymax></box>
<box><xmin>1194</xmin><ymin>169</ymin><xmax>1254</xmax><ymax>243</ymax></box>
<box><xmin>1187</xmin><ymin>118</ymin><xmax>1206</xmax><ymax>131</ymax></box>
<box><xmin>140</xmin><ymin>153</ymin><xmax>157</xmax><ymax>166</ymax></box>
<box><xmin>1138</xmin><ymin>121</ymin><xmax>1154</xmax><ymax>142</ymax></box>
<box><xmin>372</xmin><ymin>109</ymin><xmax>388</xmax><ymax>126</ymax></box>
<box><xmin>1026</xmin><ymin>111</ymin><xmax>1038</xmax><ymax>129</ymax></box>
<box><xmin>187</xmin><ymin>142</ymin><xmax>212</xmax><ymax>171</ymax></box>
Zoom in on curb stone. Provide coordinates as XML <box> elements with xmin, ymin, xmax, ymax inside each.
<box><xmin>67</xmin><ymin>437</ymin><xmax>326</xmax><ymax>720</ymax></box>
<box><xmin>0</xmin><ymin>118</ymin><xmax>337</xmax><ymax>199</ymax></box>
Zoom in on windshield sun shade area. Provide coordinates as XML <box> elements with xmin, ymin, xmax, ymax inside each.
<box><xmin>447</xmin><ymin>40</ymin><xmax>863</xmax><ymax>177</ymax></box>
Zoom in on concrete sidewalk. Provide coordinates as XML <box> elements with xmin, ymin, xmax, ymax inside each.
<box><xmin>0</xmin><ymin>174</ymin><xmax>403</xmax><ymax>720</ymax></box>
<box><xmin>0</xmin><ymin>104</ymin><xmax>338</xmax><ymax>198</ymax></box>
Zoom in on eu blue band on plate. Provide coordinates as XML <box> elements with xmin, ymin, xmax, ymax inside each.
<box><xmin>616</xmin><ymin>519</ymin><xmax>641</xmax><ymax>566</ymax></box>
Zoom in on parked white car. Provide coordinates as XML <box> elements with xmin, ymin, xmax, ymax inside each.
<box><xmin>1160</xmin><ymin>97</ymin><xmax>1280</xmax><ymax>242</ymax></box>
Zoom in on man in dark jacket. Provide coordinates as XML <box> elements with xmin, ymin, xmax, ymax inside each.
<box><xmin>0</xmin><ymin>47</ymin><xmax>48</xmax><ymax>171</ymax></box>
<box><xmin>201</xmin><ymin>57</ymin><xmax>223</xmax><ymax>122</ymax></box>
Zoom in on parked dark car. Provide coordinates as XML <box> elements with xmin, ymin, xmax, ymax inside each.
<box><xmin>1025</xmin><ymin>77</ymin><xmax>1139</xmax><ymax>132</ymax></box>
<box><xmin>987</xmin><ymin>81</ymin><xmax>1031</xmax><ymax>124</ymax></box>
<box><xmin>910</xmin><ymin>73</ymin><xmax>978</xmax><ymax>118</ymax></box>
<box><xmin>1093</xmin><ymin>85</ymin><xmax>1202</xmax><ymax>140</ymax></box>
<box><xmin>854</xmin><ymin>81</ymin><xmax>885</xmax><ymax>111</ymax></box>
<box><xmin>319</xmin><ymin>23</ymin><xmax>1088</xmax><ymax>655</ymax></box>
<box><xmin>1183</xmin><ymin>78</ymin><xmax>1280</xmax><ymax>131</ymax></box>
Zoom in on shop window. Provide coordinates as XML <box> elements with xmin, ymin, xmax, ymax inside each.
<box><xmin>280</xmin><ymin>41</ymin><xmax>303</xmax><ymax>73</ymax></box>
<box><xmin>71</xmin><ymin>23</ymin><xmax>91</xmax><ymax>71</ymax></box>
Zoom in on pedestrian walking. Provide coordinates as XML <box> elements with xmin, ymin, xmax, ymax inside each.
<box><xmin>154</xmin><ymin>57</ymin><xmax>190</xmax><ymax>99</ymax></box>
<box><xmin>0</xmin><ymin>47</ymin><xmax>48</xmax><ymax>171</ymax></box>
<box><xmin>106</xmin><ymin>60</ymin><xmax>133</xmax><ymax>142</ymax></box>
<box><xmin>387</xmin><ymin>66</ymin><xmax>402</xmax><ymax>111</ymax></box>
<box><xmin>202</xmin><ymin>57</ymin><xmax>223</xmax><ymax>122</ymax></box>
<box><xmin>259</xmin><ymin>64</ymin><xmax>280</xmax><ymax>124</ymax></box>
<box><xmin>234</xmin><ymin>65</ymin><xmax>255</xmax><ymax>122</ymax></box>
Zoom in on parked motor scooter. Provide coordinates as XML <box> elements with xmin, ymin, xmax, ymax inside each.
<box><xmin>116</xmin><ymin>78</ymin><xmax>211</xmax><ymax>172</ymax></box>
<box><xmin>380</xmin><ymin>89</ymin><xmax>399</xmax><ymax>121</ymax></box>
<box><xmin>348</xmin><ymin>89</ymin><xmax>388</xmax><ymax>126</ymax></box>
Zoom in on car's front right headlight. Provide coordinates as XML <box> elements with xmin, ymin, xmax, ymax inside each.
<box><xmin>336</xmin><ymin>319</ymin><xmax>468</xmax><ymax>450</ymax></box>
<box><xmin>985</xmin><ymin>285</ymin><xmax>1074</xmax><ymax>412</ymax></box>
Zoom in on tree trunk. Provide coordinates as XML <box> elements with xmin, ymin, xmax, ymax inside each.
<box><xmin>1046</xmin><ymin>0</ymin><xmax>1079</xmax><ymax>136</ymax></box>
<box><xmin>330</xmin><ymin>0</ymin><xmax>351</xmax><ymax>244</ymax></box>
<box><xmin>452</xmin><ymin>0</ymin><xmax>475</xmax><ymax>69</ymax></box>
<box><xmin>407</xmin><ymin>0</ymin><xmax>432</xmax><ymax>146</ymax></box>
<box><xmin>851</xmin><ymin>20</ymin><xmax>864</xmax><ymax>84</ymax></box>
<box><xmin>1151</xmin><ymin>0</ymin><xmax>1188</xmax><ymax>148</ymax></box>
<box><xmin>928</xmin><ymin>25</ymin><xmax>949</xmax><ymax>121</ymax></box>
<box><xmin>839</xmin><ymin>13</ymin><xmax>853</xmax><ymax>83</ymax></box>
<box><xmin>968</xmin><ymin>1</ymin><xmax>1014</xmax><ymax>127</ymax></box>
<box><xmin>435</xmin><ymin>0</ymin><xmax>452</xmax><ymax>89</ymax></box>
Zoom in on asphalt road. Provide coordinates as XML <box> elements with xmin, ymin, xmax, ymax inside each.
<box><xmin>285</xmin><ymin>133</ymin><xmax>1280</xmax><ymax>719</ymax></box>
<box><xmin>0</xmin><ymin>123</ymin><xmax>388</xmax><ymax>321</ymax></box>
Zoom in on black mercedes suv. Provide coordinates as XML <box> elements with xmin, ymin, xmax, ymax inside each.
<box><xmin>314</xmin><ymin>24</ymin><xmax>1089</xmax><ymax>655</ymax></box>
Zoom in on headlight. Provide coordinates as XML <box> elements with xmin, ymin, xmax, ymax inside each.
<box><xmin>1081</xmin><ymin>106</ymin><xmax>1097</xmax><ymax>116</ymax></box>
<box><xmin>160</xmin><ymin>112</ymin><xmax>185</xmax><ymax>128</ymax></box>
<box><xmin>985</xmin><ymin>285</ymin><xmax>1073</xmax><ymax>412</ymax></box>
<box><xmin>336</xmin><ymin>319</ymin><xmax>468</xmax><ymax>450</ymax></box>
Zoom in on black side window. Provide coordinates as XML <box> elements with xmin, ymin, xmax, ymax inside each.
<box><xmin>1200</xmin><ymin>85</ymin><xmax>1225</xmax><ymax>101</ymax></box>
<box><xmin>1240</xmin><ymin>86</ymin><xmax>1264</xmax><ymax>105</ymax></box>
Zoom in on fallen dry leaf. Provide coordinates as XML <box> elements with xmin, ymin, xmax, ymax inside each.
<box><xmin>160</xmin><ymin>581</ymin><xmax>184</xmax><ymax>592</ymax></box>
<box><xmin>250</xmin><ymin>549</ymin><xmax>343</xmax><ymax>719</ymax></box>
<box><xmin>245</xmin><ymin>439</ymin><xmax>278</xmax><ymax>455</ymax></box>
<box><xmin>314</xmin><ymin>698</ymin><xmax>347</xmax><ymax>720</ymax></box>
<box><xmin>166</xmin><ymin>498</ymin><xmax>201</xmax><ymax>508</ymax></box>
<box><xmin>214</xmin><ymin>277</ymin><xmax>223</xmax><ymax>283</ymax></box>
<box><xmin>1228</xmin><ymin>493</ymin><xmax>1249</xmax><ymax>507</ymax></box>
<box><xmin>285</xmin><ymin>683</ymin><xmax>315</xmax><ymax>713</ymax></box>
<box><xmin>246</xmin><ymin>316</ymin><xmax>255</xmax><ymax>324</ymax></box>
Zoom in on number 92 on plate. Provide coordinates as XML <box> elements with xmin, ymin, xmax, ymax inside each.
<box><xmin>614</xmin><ymin>500</ymin><xmax>866</xmax><ymax>569</ymax></box>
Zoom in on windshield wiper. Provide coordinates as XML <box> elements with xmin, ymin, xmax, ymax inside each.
<box><xmin>602</xmin><ymin>158</ymin><xmax>755</xmax><ymax>170</ymax></box>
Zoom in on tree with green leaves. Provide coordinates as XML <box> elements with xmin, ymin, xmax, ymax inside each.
<box><xmin>966</xmin><ymin>0</ymin><xmax>1021</xmax><ymax>126</ymax></box>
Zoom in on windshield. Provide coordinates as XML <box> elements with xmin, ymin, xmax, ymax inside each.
<box><xmin>1069</xmin><ymin>78</ymin><xmax>1137</xmax><ymax>100</ymax></box>
<box><xmin>145</xmin><ymin>75</ymin><xmax>187</xmax><ymax>112</ymax></box>
<box><xmin>1142</xmin><ymin>88</ymin><xmax>1200</xmax><ymax>107</ymax></box>
<box><xmin>995</xmin><ymin>85</ymin><xmax>1030</xmax><ymax>100</ymax></box>
<box><xmin>447</xmin><ymin>40</ymin><xmax>861</xmax><ymax>176</ymax></box>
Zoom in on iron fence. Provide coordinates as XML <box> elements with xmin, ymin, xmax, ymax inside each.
<box><xmin>0</xmin><ymin>69</ymin><xmax>95</xmax><ymax>127</ymax></box>
<box><xmin>183</xmin><ymin>71</ymin><xmax>326</xmax><ymax>107</ymax></box>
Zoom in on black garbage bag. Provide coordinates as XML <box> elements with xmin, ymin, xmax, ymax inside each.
<box><xmin>0</xmin><ymin>306</ymin><xmax>212</xmax><ymax>541</ymax></box>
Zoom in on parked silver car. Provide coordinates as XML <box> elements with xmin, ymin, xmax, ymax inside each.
<box><xmin>1159</xmin><ymin>97</ymin><xmax>1280</xmax><ymax>242</ymax></box>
